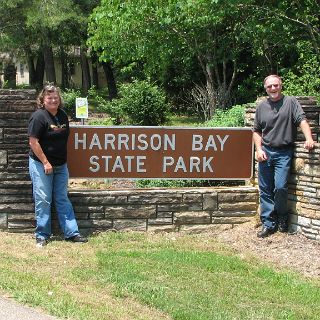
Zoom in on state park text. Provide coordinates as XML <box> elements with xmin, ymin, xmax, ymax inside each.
<box><xmin>67</xmin><ymin>126</ymin><xmax>253</xmax><ymax>179</ymax></box>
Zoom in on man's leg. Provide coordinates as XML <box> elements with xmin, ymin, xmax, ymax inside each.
<box><xmin>258</xmin><ymin>158</ymin><xmax>277</xmax><ymax>230</ymax></box>
<box><xmin>274</xmin><ymin>148</ymin><xmax>294</xmax><ymax>232</ymax></box>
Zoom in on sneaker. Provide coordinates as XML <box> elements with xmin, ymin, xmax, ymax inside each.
<box><xmin>257</xmin><ymin>226</ymin><xmax>276</xmax><ymax>238</ymax></box>
<box><xmin>278</xmin><ymin>221</ymin><xmax>289</xmax><ymax>233</ymax></box>
<box><xmin>65</xmin><ymin>235</ymin><xmax>88</xmax><ymax>243</ymax></box>
<box><xmin>36</xmin><ymin>238</ymin><xmax>47</xmax><ymax>247</ymax></box>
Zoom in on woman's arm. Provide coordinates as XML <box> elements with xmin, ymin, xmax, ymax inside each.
<box><xmin>29</xmin><ymin>137</ymin><xmax>53</xmax><ymax>174</ymax></box>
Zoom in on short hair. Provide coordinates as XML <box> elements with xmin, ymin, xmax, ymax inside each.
<box><xmin>263</xmin><ymin>75</ymin><xmax>282</xmax><ymax>88</ymax></box>
<box><xmin>37</xmin><ymin>84</ymin><xmax>63</xmax><ymax>108</ymax></box>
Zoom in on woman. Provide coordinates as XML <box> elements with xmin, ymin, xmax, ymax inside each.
<box><xmin>28</xmin><ymin>85</ymin><xmax>87</xmax><ymax>247</ymax></box>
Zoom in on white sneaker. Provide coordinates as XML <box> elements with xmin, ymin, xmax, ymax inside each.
<box><xmin>36</xmin><ymin>238</ymin><xmax>47</xmax><ymax>247</ymax></box>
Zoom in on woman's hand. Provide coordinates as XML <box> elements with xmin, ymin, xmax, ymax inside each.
<box><xmin>43</xmin><ymin>160</ymin><xmax>53</xmax><ymax>175</ymax></box>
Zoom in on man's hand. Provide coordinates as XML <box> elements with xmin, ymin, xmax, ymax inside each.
<box><xmin>304</xmin><ymin>139</ymin><xmax>315</xmax><ymax>151</ymax></box>
<box><xmin>255</xmin><ymin>149</ymin><xmax>268</xmax><ymax>162</ymax></box>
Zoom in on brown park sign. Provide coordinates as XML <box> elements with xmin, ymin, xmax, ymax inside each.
<box><xmin>67</xmin><ymin>126</ymin><xmax>253</xmax><ymax>179</ymax></box>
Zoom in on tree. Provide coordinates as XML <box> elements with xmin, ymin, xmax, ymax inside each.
<box><xmin>239</xmin><ymin>0</ymin><xmax>320</xmax><ymax>72</ymax></box>
<box><xmin>0</xmin><ymin>0</ymin><xmax>102</xmax><ymax>90</ymax></box>
<box><xmin>88</xmin><ymin>0</ymin><xmax>254</xmax><ymax>110</ymax></box>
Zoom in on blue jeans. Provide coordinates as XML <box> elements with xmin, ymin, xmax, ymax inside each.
<box><xmin>258</xmin><ymin>146</ymin><xmax>294</xmax><ymax>230</ymax></box>
<box><xmin>29</xmin><ymin>157</ymin><xmax>80</xmax><ymax>240</ymax></box>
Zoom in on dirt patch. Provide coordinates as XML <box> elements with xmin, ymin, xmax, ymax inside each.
<box><xmin>215</xmin><ymin>222</ymin><xmax>320</xmax><ymax>278</ymax></box>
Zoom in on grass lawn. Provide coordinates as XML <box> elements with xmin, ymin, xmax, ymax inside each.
<box><xmin>0</xmin><ymin>231</ymin><xmax>319</xmax><ymax>320</ymax></box>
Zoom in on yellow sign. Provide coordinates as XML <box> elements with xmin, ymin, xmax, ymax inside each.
<box><xmin>75</xmin><ymin>98</ymin><xmax>88</xmax><ymax>119</ymax></box>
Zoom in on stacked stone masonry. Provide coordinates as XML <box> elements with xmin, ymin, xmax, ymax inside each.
<box><xmin>0</xmin><ymin>89</ymin><xmax>258</xmax><ymax>235</ymax></box>
<box><xmin>245</xmin><ymin>96</ymin><xmax>320</xmax><ymax>240</ymax></box>
<box><xmin>0</xmin><ymin>89</ymin><xmax>319</xmax><ymax>242</ymax></box>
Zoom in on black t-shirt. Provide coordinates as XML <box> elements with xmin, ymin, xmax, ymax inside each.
<box><xmin>28</xmin><ymin>108</ymin><xmax>70</xmax><ymax>166</ymax></box>
<box><xmin>253</xmin><ymin>96</ymin><xmax>306</xmax><ymax>148</ymax></box>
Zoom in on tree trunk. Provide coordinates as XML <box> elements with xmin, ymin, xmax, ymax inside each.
<box><xmin>91</xmin><ymin>52</ymin><xmax>99</xmax><ymax>88</ymax></box>
<box><xmin>101</xmin><ymin>61</ymin><xmax>117</xmax><ymax>100</ymax></box>
<box><xmin>60</xmin><ymin>46</ymin><xmax>69</xmax><ymax>89</ymax></box>
<box><xmin>4</xmin><ymin>64</ymin><xmax>16</xmax><ymax>88</ymax></box>
<box><xmin>43</xmin><ymin>44</ymin><xmax>56</xmax><ymax>84</ymax></box>
<box><xmin>80</xmin><ymin>47</ymin><xmax>91</xmax><ymax>94</ymax></box>
<box><xmin>35</xmin><ymin>50</ymin><xmax>45</xmax><ymax>89</ymax></box>
<box><xmin>25</xmin><ymin>47</ymin><xmax>36</xmax><ymax>86</ymax></box>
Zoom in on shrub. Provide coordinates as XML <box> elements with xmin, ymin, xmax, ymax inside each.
<box><xmin>87</xmin><ymin>86</ymin><xmax>109</xmax><ymax>112</ymax></box>
<box><xmin>282</xmin><ymin>43</ymin><xmax>320</xmax><ymax>102</ymax></box>
<box><xmin>204</xmin><ymin>104</ymin><xmax>249</xmax><ymax>127</ymax></box>
<box><xmin>136</xmin><ymin>179</ymin><xmax>244</xmax><ymax>188</ymax></box>
<box><xmin>136</xmin><ymin>179</ymin><xmax>204</xmax><ymax>188</ymax></box>
<box><xmin>110</xmin><ymin>80</ymin><xmax>170</xmax><ymax>126</ymax></box>
<box><xmin>88</xmin><ymin>118</ymin><xmax>113</xmax><ymax>126</ymax></box>
<box><xmin>61</xmin><ymin>88</ymin><xmax>82</xmax><ymax>119</ymax></box>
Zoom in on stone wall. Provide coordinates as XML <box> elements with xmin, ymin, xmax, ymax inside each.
<box><xmin>1</xmin><ymin>90</ymin><xmax>320</xmax><ymax>241</ymax></box>
<box><xmin>68</xmin><ymin>187</ymin><xmax>258</xmax><ymax>234</ymax></box>
<box><xmin>245</xmin><ymin>96</ymin><xmax>320</xmax><ymax>240</ymax></box>
<box><xmin>0</xmin><ymin>89</ymin><xmax>258</xmax><ymax>235</ymax></box>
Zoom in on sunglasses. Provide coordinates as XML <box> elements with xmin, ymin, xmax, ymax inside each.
<box><xmin>266</xmin><ymin>83</ymin><xmax>280</xmax><ymax>89</ymax></box>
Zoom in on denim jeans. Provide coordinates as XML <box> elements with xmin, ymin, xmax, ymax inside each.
<box><xmin>29</xmin><ymin>157</ymin><xmax>80</xmax><ymax>240</ymax></box>
<box><xmin>258</xmin><ymin>146</ymin><xmax>294</xmax><ymax>230</ymax></box>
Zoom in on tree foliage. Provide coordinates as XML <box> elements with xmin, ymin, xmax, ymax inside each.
<box><xmin>1</xmin><ymin>0</ymin><xmax>319</xmax><ymax>110</ymax></box>
<box><xmin>88</xmin><ymin>0</ymin><xmax>253</xmax><ymax>109</ymax></box>
<box><xmin>88</xmin><ymin>0</ymin><xmax>320</xmax><ymax>108</ymax></box>
<box><xmin>0</xmin><ymin>0</ymin><xmax>100</xmax><ymax>88</ymax></box>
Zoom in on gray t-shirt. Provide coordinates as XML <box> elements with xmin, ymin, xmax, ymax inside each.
<box><xmin>253</xmin><ymin>96</ymin><xmax>306</xmax><ymax>148</ymax></box>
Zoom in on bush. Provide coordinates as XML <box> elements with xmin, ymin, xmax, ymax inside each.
<box><xmin>136</xmin><ymin>179</ymin><xmax>205</xmax><ymax>188</ymax></box>
<box><xmin>87</xmin><ymin>86</ymin><xmax>109</xmax><ymax>112</ymax></box>
<box><xmin>61</xmin><ymin>88</ymin><xmax>82</xmax><ymax>119</ymax></box>
<box><xmin>110</xmin><ymin>80</ymin><xmax>170</xmax><ymax>126</ymax></box>
<box><xmin>282</xmin><ymin>43</ymin><xmax>320</xmax><ymax>102</ymax></box>
<box><xmin>136</xmin><ymin>179</ymin><xmax>244</xmax><ymax>188</ymax></box>
<box><xmin>88</xmin><ymin>118</ymin><xmax>113</xmax><ymax>126</ymax></box>
<box><xmin>204</xmin><ymin>104</ymin><xmax>249</xmax><ymax>127</ymax></box>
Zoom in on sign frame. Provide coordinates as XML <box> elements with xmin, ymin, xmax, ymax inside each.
<box><xmin>67</xmin><ymin>126</ymin><xmax>254</xmax><ymax>180</ymax></box>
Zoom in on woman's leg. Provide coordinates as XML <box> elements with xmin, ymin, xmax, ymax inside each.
<box><xmin>29</xmin><ymin>157</ymin><xmax>53</xmax><ymax>240</ymax></box>
<box><xmin>52</xmin><ymin>163</ymin><xmax>80</xmax><ymax>238</ymax></box>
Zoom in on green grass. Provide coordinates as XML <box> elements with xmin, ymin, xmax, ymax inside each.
<box><xmin>165</xmin><ymin>114</ymin><xmax>203</xmax><ymax>126</ymax></box>
<box><xmin>0</xmin><ymin>232</ymin><xmax>319</xmax><ymax>320</ymax></box>
<box><xmin>93</xmin><ymin>233</ymin><xmax>320</xmax><ymax>320</ymax></box>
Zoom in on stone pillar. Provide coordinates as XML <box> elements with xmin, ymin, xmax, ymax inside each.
<box><xmin>0</xmin><ymin>89</ymin><xmax>36</xmax><ymax>231</ymax></box>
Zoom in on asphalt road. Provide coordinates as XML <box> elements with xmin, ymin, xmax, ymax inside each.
<box><xmin>0</xmin><ymin>295</ymin><xmax>59</xmax><ymax>320</ymax></box>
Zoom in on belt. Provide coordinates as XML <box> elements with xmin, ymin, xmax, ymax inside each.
<box><xmin>263</xmin><ymin>145</ymin><xmax>293</xmax><ymax>150</ymax></box>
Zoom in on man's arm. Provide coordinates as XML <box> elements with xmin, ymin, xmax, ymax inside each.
<box><xmin>299</xmin><ymin>119</ymin><xmax>314</xmax><ymax>150</ymax></box>
<box><xmin>253</xmin><ymin>131</ymin><xmax>267</xmax><ymax>162</ymax></box>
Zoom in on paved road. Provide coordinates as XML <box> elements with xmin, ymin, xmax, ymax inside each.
<box><xmin>0</xmin><ymin>295</ymin><xmax>59</xmax><ymax>320</ymax></box>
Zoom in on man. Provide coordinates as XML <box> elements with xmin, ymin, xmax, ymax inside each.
<box><xmin>253</xmin><ymin>75</ymin><xmax>314</xmax><ymax>238</ymax></box>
